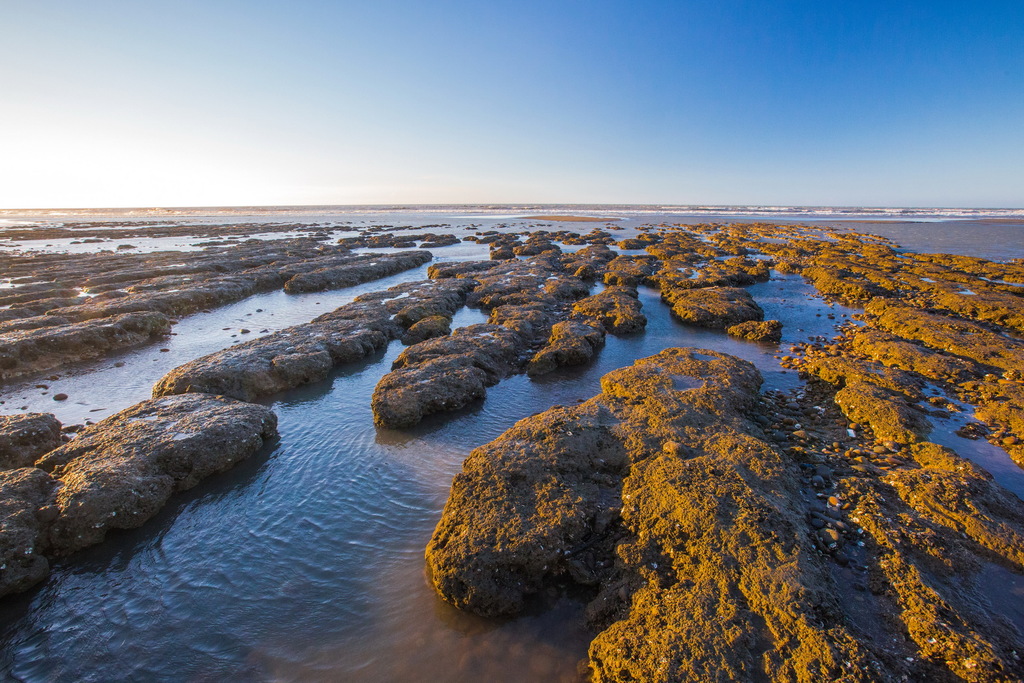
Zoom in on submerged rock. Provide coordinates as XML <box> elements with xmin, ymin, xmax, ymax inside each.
<box><xmin>0</xmin><ymin>413</ymin><xmax>63</xmax><ymax>470</ymax></box>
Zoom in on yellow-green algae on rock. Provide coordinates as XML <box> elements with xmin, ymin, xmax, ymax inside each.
<box><xmin>428</xmin><ymin>346</ymin><xmax>1024</xmax><ymax>681</ymax></box>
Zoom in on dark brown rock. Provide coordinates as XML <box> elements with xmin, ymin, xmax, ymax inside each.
<box><xmin>0</xmin><ymin>413</ymin><xmax>63</xmax><ymax>469</ymax></box>
<box><xmin>0</xmin><ymin>467</ymin><xmax>58</xmax><ymax>598</ymax></box>
<box><xmin>372</xmin><ymin>324</ymin><xmax>525</xmax><ymax>428</ymax></box>
<box><xmin>401</xmin><ymin>315</ymin><xmax>451</xmax><ymax>345</ymax></box>
<box><xmin>282</xmin><ymin>250</ymin><xmax>431</xmax><ymax>293</ymax></box>
<box><xmin>36</xmin><ymin>394</ymin><xmax>277</xmax><ymax>556</ymax></box>
<box><xmin>0</xmin><ymin>312</ymin><xmax>171</xmax><ymax>384</ymax></box>
<box><xmin>527</xmin><ymin>320</ymin><xmax>605</xmax><ymax>377</ymax></box>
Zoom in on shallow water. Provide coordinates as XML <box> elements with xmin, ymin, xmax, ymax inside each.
<box><xmin>0</xmin><ymin>244</ymin><xmax>488</xmax><ymax>426</ymax></box>
<box><xmin>2</xmin><ymin>231</ymin><xmax>1022</xmax><ymax>679</ymax></box>
<box><xmin>0</xmin><ymin>268</ymin><xmax>862</xmax><ymax>681</ymax></box>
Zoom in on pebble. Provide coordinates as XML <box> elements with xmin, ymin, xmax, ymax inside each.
<box><xmin>818</xmin><ymin>528</ymin><xmax>841</xmax><ymax>549</ymax></box>
<box><xmin>53</xmin><ymin>393</ymin><xmax>68</xmax><ymax>401</ymax></box>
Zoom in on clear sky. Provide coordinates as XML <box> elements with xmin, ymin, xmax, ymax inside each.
<box><xmin>1</xmin><ymin>0</ymin><xmax>1022</xmax><ymax>209</ymax></box>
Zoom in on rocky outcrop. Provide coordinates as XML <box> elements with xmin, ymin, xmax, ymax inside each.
<box><xmin>401</xmin><ymin>315</ymin><xmax>451</xmax><ymax>345</ymax></box>
<box><xmin>661</xmin><ymin>286</ymin><xmax>764</xmax><ymax>329</ymax></box>
<box><xmin>0</xmin><ymin>312</ymin><xmax>171</xmax><ymax>384</ymax></box>
<box><xmin>833</xmin><ymin>382</ymin><xmax>931</xmax><ymax>444</ymax></box>
<box><xmin>868</xmin><ymin>300</ymin><xmax>1024</xmax><ymax>375</ymax></box>
<box><xmin>282</xmin><ymin>250</ymin><xmax>431</xmax><ymax>293</ymax></box>
<box><xmin>571</xmin><ymin>286</ymin><xmax>646</xmax><ymax>335</ymax></box>
<box><xmin>526</xmin><ymin>320</ymin><xmax>606</xmax><ymax>377</ymax></box>
<box><xmin>849</xmin><ymin>327</ymin><xmax>981</xmax><ymax>384</ymax></box>
<box><xmin>0</xmin><ymin>394</ymin><xmax>276</xmax><ymax>598</ymax></box>
<box><xmin>372</xmin><ymin>324</ymin><xmax>525</xmax><ymax>428</ymax></box>
<box><xmin>0</xmin><ymin>413</ymin><xmax>63</xmax><ymax>469</ymax></box>
<box><xmin>154</xmin><ymin>278</ymin><xmax>473</xmax><ymax>402</ymax></box>
<box><xmin>726</xmin><ymin>319</ymin><xmax>782</xmax><ymax>342</ymax></box>
<box><xmin>428</xmin><ymin>346</ymin><xmax>1024</xmax><ymax>681</ymax></box>
<box><xmin>36</xmin><ymin>394</ymin><xmax>277</xmax><ymax>555</ymax></box>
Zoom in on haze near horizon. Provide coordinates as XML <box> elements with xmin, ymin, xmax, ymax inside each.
<box><xmin>1</xmin><ymin>0</ymin><xmax>1021</xmax><ymax>209</ymax></box>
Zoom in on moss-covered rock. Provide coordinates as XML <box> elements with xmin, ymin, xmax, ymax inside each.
<box><xmin>726</xmin><ymin>319</ymin><xmax>782</xmax><ymax>343</ymax></box>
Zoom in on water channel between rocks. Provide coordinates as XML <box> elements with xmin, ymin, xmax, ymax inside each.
<box><xmin>0</xmin><ymin>262</ymin><xmax>1013</xmax><ymax>680</ymax></box>
<box><xmin>0</xmin><ymin>265</ymin><xmax>850</xmax><ymax>680</ymax></box>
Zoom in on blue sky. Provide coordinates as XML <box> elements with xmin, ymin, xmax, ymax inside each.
<box><xmin>1</xmin><ymin>0</ymin><xmax>1021</xmax><ymax>208</ymax></box>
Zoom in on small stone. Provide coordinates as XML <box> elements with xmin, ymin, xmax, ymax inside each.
<box><xmin>53</xmin><ymin>393</ymin><xmax>68</xmax><ymax>401</ymax></box>
<box><xmin>817</xmin><ymin>528</ymin><xmax>841</xmax><ymax>549</ymax></box>
<box><xmin>662</xmin><ymin>441</ymin><xmax>684</xmax><ymax>456</ymax></box>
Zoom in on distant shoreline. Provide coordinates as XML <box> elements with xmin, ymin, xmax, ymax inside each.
<box><xmin>523</xmin><ymin>215</ymin><xmax>620</xmax><ymax>222</ymax></box>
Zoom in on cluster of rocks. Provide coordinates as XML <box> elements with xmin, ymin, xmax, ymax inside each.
<box><xmin>0</xmin><ymin>394</ymin><xmax>277</xmax><ymax>598</ymax></box>
<box><xmin>0</xmin><ymin>220</ymin><xmax>345</xmax><ymax>243</ymax></box>
<box><xmin>337</xmin><ymin>233</ymin><xmax>460</xmax><ymax>249</ymax></box>
<box><xmin>154</xmin><ymin>277</ymin><xmax>474</xmax><ymax>402</ymax></box>
<box><xmin>0</xmin><ymin>242</ymin><xmax>434</xmax><ymax>385</ymax></box>
<box><xmin>372</xmin><ymin>247</ymin><xmax>658</xmax><ymax>427</ymax></box>
<box><xmin>427</xmin><ymin>347</ymin><xmax>1024</xmax><ymax>681</ymax></box>
<box><xmin>784</xmin><ymin>288</ymin><xmax>1024</xmax><ymax>468</ymax></box>
<box><xmin>372</xmin><ymin>255</ymin><xmax>591</xmax><ymax>428</ymax></box>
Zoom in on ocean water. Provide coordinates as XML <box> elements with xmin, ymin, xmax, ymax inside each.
<box><xmin>1</xmin><ymin>208</ymin><xmax>1022</xmax><ymax>680</ymax></box>
<box><xmin>3</xmin><ymin>204</ymin><xmax>1022</xmax><ymax>261</ymax></box>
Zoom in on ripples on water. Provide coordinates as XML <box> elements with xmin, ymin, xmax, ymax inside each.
<box><xmin>0</xmin><ymin>253</ymin><xmax>1018</xmax><ymax>680</ymax></box>
<box><xmin>0</xmin><ymin>268</ymin><xmax>851</xmax><ymax>681</ymax></box>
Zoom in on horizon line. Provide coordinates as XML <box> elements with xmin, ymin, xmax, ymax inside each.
<box><xmin>2</xmin><ymin>202</ymin><xmax>1024</xmax><ymax>213</ymax></box>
